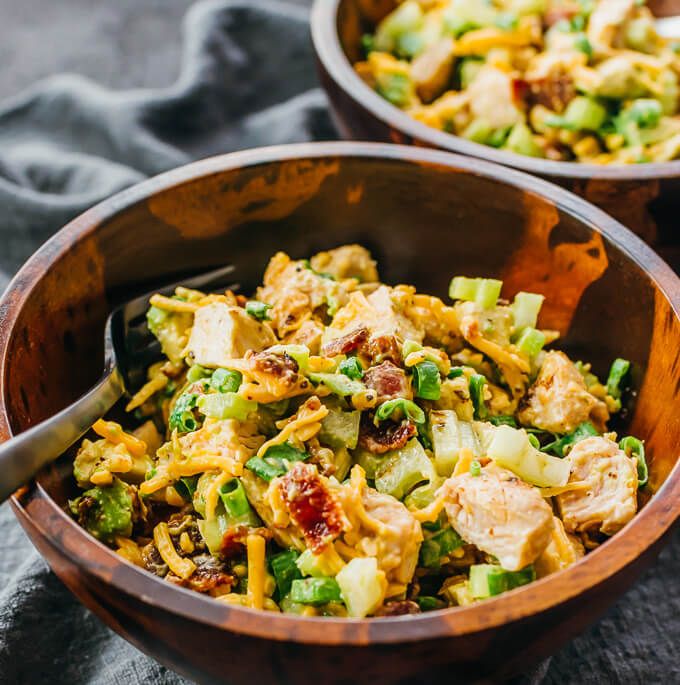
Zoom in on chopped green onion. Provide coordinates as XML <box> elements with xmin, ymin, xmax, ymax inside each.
<box><xmin>219</xmin><ymin>478</ymin><xmax>252</xmax><ymax>519</ymax></box>
<box><xmin>374</xmin><ymin>438</ymin><xmax>438</xmax><ymax>501</ymax></box>
<box><xmin>187</xmin><ymin>365</ymin><xmax>210</xmax><ymax>383</ymax></box>
<box><xmin>245</xmin><ymin>300</ymin><xmax>272</xmax><ymax>321</ymax></box>
<box><xmin>267</xmin><ymin>344</ymin><xmax>310</xmax><ymax>370</ymax></box>
<box><xmin>469</xmin><ymin>564</ymin><xmax>536</xmax><ymax>599</ymax></box>
<box><xmin>361</xmin><ymin>33</ymin><xmax>375</xmax><ymax>56</ymax></box>
<box><xmin>488</xmin><ymin>415</ymin><xmax>517</xmax><ymax>428</ymax></box>
<box><xmin>510</xmin><ymin>292</ymin><xmax>544</xmax><ymax>332</ymax></box>
<box><xmin>528</xmin><ymin>434</ymin><xmax>540</xmax><ymax>449</ymax></box>
<box><xmin>210</xmin><ymin>367</ymin><xmax>242</xmax><ymax>394</ymax></box>
<box><xmin>269</xmin><ymin>550</ymin><xmax>302</xmax><ymax>597</ymax></box>
<box><xmin>413</xmin><ymin>360</ymin><xmax>441</xmax><ymax>400</ymax></box>
<box><xmin>375</xmin><ymin>398</ymin><xmax>426</xmax><ymax>425</ymax></box>
<box><xmin>449</xmin><ymin>276</ymin><xmax>503</xmax><ymax>309</ymax></box>
<box><xmin>262</xmin><ymin>442</ymin><xmax>309</xmax><ymax>464</ymax></box>
<box><xmin>542</xmin><ymin>421</ymin><xmax>598</xmax><ymax>458</ymax></box>
<box><xmin>244</xmin><ymin>457</ymin><xmax>285</xmax><ymax>482</ymax></box>
<box><xmin>515</xmin><ymin>327</ymin><xmax>546</xmax><ymax>360</ymax></box>
<box><xmin>197</xmin><ymin>392</ymin><xmax>257</xmax><ymax>421</ymax></box>
<box><xmin>419</xmin><ymin>527</ymin><xmax>465</xmax><ymax>568</ymax></box>
<box><xmin>338</xmin><ymin>356</ymin><xmax>363</xmax><ymax>380</ymax></box>
<box><xmin>469</xmin><ymin>374</ymin><xmax>487</xmax><ymax>420</ymax></box>
<box><xmin>173</xmin><ymin>475</ymin><xmax>199</xmax><ymax>500</ymax></box>
<box><xmin>606</xmin><ymin>358</ymin><xmax>630</xmax><ymax>400</ymax></box>
<box><xmin>574</xmin><ymin>33</ymin><xmax>592</xmax><ymax>58</ymax></box>
<box><xmin>620</xmin><ymin>436</ymin><xmax>648</xmax><ymax>487</ymax></box>
<box><xmin>168</xmin><ymin>392</ymin><xmax>200</xmax><ymax>433</ymax></box>
<box><xmin>289</xmin><ymin>577</ymin><xmax>343</xmax><ymax>606</ymax></box>
<box><xmin>307</xmin><ymin>372</ymin><xmax>364</xmax><ymax>398</ymax></box>
<box><xmin>448</xmin><ymin>366</ymin><xmax>465</xmax><ymax>379</ymax></box>
<box><xmin>416</xmin><ymin>596</ymin><xmax>440</xmax><ymax>611</ymax></box>
<box><xmin>470</xmin><ymin>460</ymin><xmax>481</xmax><ymax>477</ymax></box>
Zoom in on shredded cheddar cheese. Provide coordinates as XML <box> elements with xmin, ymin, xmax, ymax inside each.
<box><xmin>126</xmin><ymin>373</ymin><xmax>168</xmax><ymax>412</ymax></box>
<box><xmin>92</xmin><ymin>419</ymin><xmax>147</xmax><ymax>458</ymax></box>
<box><xmin>149</xmin><ymin>294</ymin><xmax>200</xmax><ymax>313</ymax></box>
<box><xmin>153</xmin><ymin>522</ymin><xmax>196</xmax><ymax>580</ymax></box>
<box><xmin>246</xmin><ymin>534</ymin><xmax>266</xmax><ymax>610</ymax></box>
<box><xmin>256</xmin><ymin>398</ymin><xmax>328</xmax><ymax>458</ymax></box>
<box><xmin>205</xmin><ymin>470</ymin><xmax>230</xmax><ymax>521</ymax></box>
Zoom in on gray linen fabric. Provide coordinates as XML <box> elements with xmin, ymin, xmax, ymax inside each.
<box><xmin>0</xmin><ymin>1</ymin><xmax>678</xmax><ymax>683</ymax></box>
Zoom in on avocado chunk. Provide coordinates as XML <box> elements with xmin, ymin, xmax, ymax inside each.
<box><xmin>69</xmin><ymin>478</ymin><xmax>134</xmax><ymax>542</ymax></box>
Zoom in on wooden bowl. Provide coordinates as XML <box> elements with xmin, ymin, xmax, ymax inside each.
<box><xmin>2</xmin><ymin>142</ymin><xmax>680</xmax><ymax>684</ymax></box>
<box><xmin>311</xmin><ymin>0</ymin><xmax>680</xmax><ymax>268</ymax></box>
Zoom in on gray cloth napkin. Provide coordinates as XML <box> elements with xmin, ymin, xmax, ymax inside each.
<box><xmin>0</xmin><ymin>1</ymin><xmax>678</xmax><ymax>683</ymax></box>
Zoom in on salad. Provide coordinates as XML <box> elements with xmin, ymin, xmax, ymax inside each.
<box><xmin>69</xmin><ymin>244</ymin><xmax>645</xmax><ymax>617</ymax></box>
<box><xmin>356</xmin><ymin>0</ymin><xmax>680</xmax><ymax>164</ymax></box>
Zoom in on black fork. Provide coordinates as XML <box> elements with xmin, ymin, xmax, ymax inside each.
<box><xmin>0</xmin><ymin>264</ymin><xmax>237</xmax><ymax>503</ymax></box>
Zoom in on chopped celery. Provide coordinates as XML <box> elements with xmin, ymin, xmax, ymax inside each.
<box><xmin>269</xmin><ymin>549</ymin><xmax>302</xmax><ymax>597</ymax></box>
<box><xmin>469</xmin><ymin>374</ymin><xmax>487</xmax><ymax>420</ymax></box>
<box><xmin>219</xmin><ymin>478</ymin><xmax>252</xmax><ymax>519</ymax></box>
<box><xmin>397</xmin><ymin>31</ymin><xmax>426</xmax><ymax>58</ymax></box>
<box><xmin>338</xmin><ymin>356</ymin><xmax>363</xmax><ymax>380</ymax></box>
<box><xmin>308</xmin><ymin>372</ymin><xmax>364</xmax><ymax>399</ymax></box>
<box><xmin>419</xmin><ymin>527</ymin><xmax>464</xmax><ymax>568</ymax></box>
<box><xmin>374</xmin><ymin>439</ymin><xmax>438</xmax><ymax>501</ymax></box>
<box><xmin>335</xmin><ymin>557</ymin><xmax>387</xmax><ymax>617</ymax></box>
<box><xmin>197</xmin><ymin>392</ymin><xmax>257</xmax><ymax>421</ymax></box>
<box><xmin>515</xmin><ymin>327</ymin><xmax>546</xmax><ymax>360</ymax></box>
<box><xmin>430</xmin><ymin>410</ymin><xmax>480</xmax><ymax>476</ymax></box>
<box><xmin>627</xmin><ymin>99</ymin><xmax>662</xmax><ymax>129</ymax></box>
<box><xmin>449</xmin><ymin>276</ymin><xmax>503</xmax><ymax>309</ymax></box>
<box><xmin>510</xmin><ymin>292</ymin><xmax>544</xmax><ymax>332</ymax></box>
<box><xmin>279</xmin><ymin>594</ymin><xmax>306</xmax><ymax>615</ymax></box>
<box><xmin>404</xmin><ymin>480</ymin><xmax>440</xmax><ymax>509</ymax></box>
<box><xmin>413</xmin><ymin>360</ymin><xmax>441</xmax><ymax>400</ymax></box>
<box><xmin>376</xmin><ymin>73</ymin><xmax>414</xmax><ymax>107</ymax></box>
<box><xmin>504</xmin><ymin>123</ymin><xmax>544</xmax><ymax>158</ymax></box>
<box><xmin>245</xmin><ymin>300</ymin><xmax>272</xmax><ymax>321</ymax></box>
<box><xmin>296</xmin><ymin>547</ymin><xmax>345</xmax><ymax>578</ymax></box>
<box><xmin>375</xmin><ymin>398</ymin><xmax>425</xmax><ymax>425</ymax></box>
<box><xmin>333</xmin><ymin>446</ymin><xmax>353</xmax><ymax>482</ymax></box>
<box><xmin>290</xmin><ymin>577</ymin><xmax>342</xmax><ymax>606</ymax></box>
<box><xmin>542</xmin><ymin>421</ymin><xmax>598</xmax><ymax>458</ymax></box>
<box><xmin>374</xmin><ymin>1</ymin><xmax>424</xmax><ymax>52</ymax></box>
<box><xmin>469</xmin><ymin>564</ymin><xmax>536</xmax><ymax>599</ymax></box>
<box><xmin>620</xmin><ymin>436</ymin><xmax>647</xmax><ymax>487</ymax></box>
<box><xmin>352</xmin><ymin>448</ymin><xmax>386</xmax><ymax>480</ymax></box>
<box><xmin>187</xmin><ymin>365</ymin><xmax>210</xmax><ymax>383</ymax></box>
<box><xmin>487</xmin><ymin>425</ymin><xmax>570</xmax><ymax>487</ymax></box>
<box><xmin>319</xmin><ymin>408</ymin><xmax>361</xmax><ymax>449</ymax></box>
<box><xmin>563</xmin><ymin>97</ymin><xmax>607</xmax><ymax>131</ymax></box>
<box><xmin>459</xmin><ymin>58</ymin><xmax>484</xmax><ymax>89</ymax></box>
<box><xmin>606</xmin><ymin>358</ymin><xmax>630</xmax><ymax>400</ymax></box>
<box><xmin>210</xmin><ymin>367</ymin><xmax>242</xmax><ymax>394</ymax></box>
<box><xmin>267</xmin><ymin>344</ymin><xmax>309</xmax><ymax>371</ymax></box>
<box><xmin>462</xmin><ymin>118</ymin><xmax>493</xmax><ymax>144</ymax></box>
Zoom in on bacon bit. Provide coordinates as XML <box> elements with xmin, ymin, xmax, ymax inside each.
<box><xmin>512</xmin><ymin>78</ymin><xmax>531</xmax><ymax>104</ymax></box>
<box><xmin>277</xmin><ymin>462</ymin><xmax>347</xmax><ymax>553</ymax></box>
<box><xmin>363</xmin><ymin>361</ymin><xmax>412</xmax><ymax>405</ymax></box>
<box><xmin>321</xmin><ymin>326</ymin><xmax>369</xmax><ymax>357</ymax></box>
<box><xmin>529</xmin><ymin>72</ymin><xmax>574</xmax><ymax>113</ymax></box>
<box><xmin>362</xmin><ymin>334</ymin><xmax>402</xmax><ymax>366</ymax></box>
<box><xmin>167</xmin><ymin>556</ymin><xmax>237</xmax><ymax>593</ymax></box>
<box><xmin>374</xmin><ymin>600</ymin><xmax>420</xmax><ymax>617</ymax></box>
<box><xmin>358</xmin><ymin>414</ymin><xmax>417</xmax><ymax>454</ymax></box>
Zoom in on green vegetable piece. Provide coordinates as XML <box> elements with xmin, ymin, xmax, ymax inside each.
<box><xmin>469</xmin><ymin>374</ymin><xmax>487</xmax><ymax>420</ymax></box>
<box><xmin>606</xmin><ymin>358</ymin><xmax>630</xmax><ymax>400</ymax></box>
<box><xmin>627</xmin><ymin>99</ymin><xmax>662</xmax><ymax>128</ymax></box>
<box><xmin>430</xmin><ymin>410</ymin><xmax>481</xmax><ymax>476</ymax></box>
<box><xmin>448</xmin><ymin>366</ymin><xmax>465</xmax><ymax>379</ymax></box>
<box><xmin>245</xmin><ymin>300</ymin><xmax>273</xmax><ymax>321</ymax></box>
<box><xmin>515</xmin><ymin>327</ymin><xmax>546</xmax><ymax>360</ymax></box>
<box><xmin>416</xmin><ymin>596</ymin><xmax>440</xmax><ymax>611</ymax></box>
<box><xmin>69</xmin><ymin>478</ymin><xmax>133</xmax><ymax>542</ymax></box>
<box><xmin>488</xmin><ymin>126</ymin><xmax>511</xmax><ymax>148</ymax></box>
<box><xmin>210</xmin><ymin>367</ymin><xmax>242</xmax><ymax>394</ymax></box>
<box><xmin>289</xmin><ymin>577</ymin><xmax>343</xmax><ymax>606</ymax></box>
<box><xmin>197</xmin><ymin>392</ymin><xmax>257</xmax><ymax>421</ymax></box>
<box><xmin>308</xmin><ymin>372</ymin><xmax>365</xmax><ymax>399</ymax></box>
<box><xmin>338</xmin><ymin>356</ymin><xmax>363</xmax><ymax>380</ymax></box>
<box><xmin>397</xmin><ymin>31</ymin><xmax>426</xmax><ymax>58</ymax></box>
<box><xmin>146</xmin><ymin>305</ymin><xmax>168</xmax><ymax>329</ymax></box>
<box><xmin>279</xmin><ymin>594</ymin><xmax>306</xmax><ymax>615</ymax></box>
<box><xmin>263</xmin><ymin>442</ymin><xmax>309</xmax><ymax>463</ymax></box>
<box><xmin>470</xmin><ymin>460</ymin><xmax>482</xmax><ymax>476</ymax></box>
<box><xmin>375</xmin><ymin>398</ymin><xmax>426</xmax><ymax>425</ymax></box>
<box><xmin>377</xmin><ymin>72</ymin><xmax>414</xmax><ymax>107</ymax></box>
<box><xmin>374</xmin><ymin>438</ymin><xmax>438</xmax><ymax>501</ymax></box>
<box><xmin>169</xmin><ymin>391</ymin><xmax>200</xmax><ymax>433</ymax></box>
<box><xmin>469</xmin><ymin>564</ymin><xmax>536</xmax><ymax>599</ymax></box>
<box><xmin>267</xmin><ymin>344</ymin><xmax>310</xmax><ymax>371</ymax></box>
<box><xmin>504</xmin><ymin>123</ymin><xmax>545</xmax><ymax>158</ymax></box>
<box><xmin>245</xmin><ymin>457</ymin><xmax>285</xmax><ymax>482</ymax></box>
<box><xmin>187</xmin><ymin>365</ymin><xmax>210</xmax><ymax>383</ymax></box>
<box><xmin>361</xmin><ymin>33</ymin><xmax>375</xmax><ymax>57</ymax></box>
<box><xmin>462</xmin><ymin>119</ymin><xmax>494</xmax><ymax>144</ymax></box>
<box><xmin>245</xmin><ymin>442</ymin><xmax>309</xmax><ymax>482</ymax></box>
<box><xmin>319</xmin><ymin>408</ymin><xmax>361</xmax><ymax>449</ymax></box>
<box><xmin>219</xmin><ymin>478</ymin><xmax>252</xmax><ymax>519</ymax></box>
<box><xmin>420</xmin><ymin>527</ymin><xmax>465</xmax><ymax>568</ymax></box>
<box><xmin>413</xmin><ymin>360</ymin><xmax>441</xmax><ymax>400</ymax></box>
<box><xmin>488</xmin><ymin>415</ymin><xmax>517</xmax><ymax>428</ymax></box>
<box><xmin>620</xmin><ymin>436</ymin><xmax>648</xmax><ymax>487</ymax></box>
<box><xmin>449</xmin><ymin>276</ymin><xmax>503</xmax><ymax>309</ymax></box>
<box><xmin>511</xmin><ymin>292</ymin><xmax>544</xmax><ymax>332</ymax></box>
<box><xmin>495</xmin><ymin>12</ymin><xmax>518</xmax><ymax>31</ymax></box>
<box><xmin>269</xmin><ymin>550</ymin><xmax>302</xmax><ymax>597</ymax></box>
<box><xmin>296</xmin><ymin>548</ymin><xmax>345</xmax><ymax>578</ymax></box>
<box><xmin>573</xmin><ymin>33</ymin><xmax>592</xmax><ymax>58</ymax></box>
<box><xmin>563</xmin><ymin>96</ymin><xmax>607</xmax><ymax>131</ymax></box>
<box><xmin>173</xmin><ymin>475</ymin><xmax>199</xmax><ymax>500</ymax></box>
<box><xmin>458</xmin><ymin>58</ymin><xmax>484</xmax><ymax>89</ymax></box>
<box><xmin>543</xmin><ymin>421</ymin><xmax>598</xmax><ymax>458</ymax></box>
<box><xmin>375</xmin><ymin>0</ymin><xmax>424</xmax><ymax>51</ymax></box>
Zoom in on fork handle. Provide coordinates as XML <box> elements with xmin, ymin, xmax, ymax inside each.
<box><xmin>0</xmin><ymin>365</ymin><xmax>125</xmax><ymax>503</ymax></box>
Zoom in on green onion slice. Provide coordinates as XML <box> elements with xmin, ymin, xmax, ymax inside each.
<box><xmin>374</xmin><ymin>398</ymin><xmax>426</xmax><ymax>425</ymax></box>
<box><xmin>413</xmin><ymin>360</ymin><xmax>441</xmax><ymax>400</ymax></box>
<box><xmin>338</xmin><ymin>356</ymin><xmax>364</xmax><ymax>381</ymax></box>
<box><xmin>469</xmin><ymin>374</ymin><xmax>487</xmax><ymax>420</ymax></box>
<box><xmin>620</xmin><ymin>436</ymin><xmax>648</xmax><ymax>487</ymax></box>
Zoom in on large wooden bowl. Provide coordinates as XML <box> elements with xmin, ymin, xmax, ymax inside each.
<box><xmin>311</xmin><ymin>0</ymin><xmax>680</xmax><ymax>268</ymax></box>
<box><xmin>2</xmin><ymin>143</ymin><xmax>680</xmax><ymax>684</ymax></box>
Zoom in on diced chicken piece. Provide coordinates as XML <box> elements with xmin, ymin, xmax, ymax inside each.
<box><xmin>587</xmin><ymin>0</ymin><xmax>635</xmax><ymax>50</ymax></box>
<box><xmin>185</xmin><ymin>302</ymin><xmax>276</xmax><ymax>368</ymax></box>
<box><xmin>438</xmin><ymin>464</ymin><xmax>554</xmax><ymax>571</ymax></box>
<box><xmin>309</xmin><ymin>245</ymin><xmax>379</xmax><ymax>283</ymax></box>
<box><xmin>556</xmin><ymin>437</ymin><xmax>638</xmax><ymax>536</ymax></box>
<box><xmin>534</xmin><ymin>516</ymin><xmax>585</xmax><ymax>578</ymax></box>
<box><xmin>518</xmin><ymin>351</ymin><xmax>609</xmax><ymax>434</ymax></box>
<box><xmin>337</xmin><ymin>467</ymin><xmax>423</xmax><ymax>586</ymax></box>
<box><xmin>466</xmin><ymin>66</ymin><xmax>523</xmax><ymax>130</ymax></box>
<box><xmin>256</xmin><ymin>252</ymin><xmax>349</xmax><ymax>337</ymax></box>
<box><xmin>410</xmin><ymin>37</ymin><xmax>456</xmax><ymax>104</ymax></box>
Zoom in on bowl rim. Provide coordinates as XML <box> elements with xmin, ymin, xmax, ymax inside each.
<box><xmin>311</xmin><ymin>0</ymin><xmax>680</xmax><ymax>181</ymax></box>
<box><xmin>3</xmin><ymin>141</ymin><xmax>680</xmax><ymax>646</ymax></box>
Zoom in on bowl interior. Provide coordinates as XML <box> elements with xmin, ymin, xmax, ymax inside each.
<box><xmin>3</xmin><ymin>147</ymin><xmax>680</xmax><ymax>514</ymax></box>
